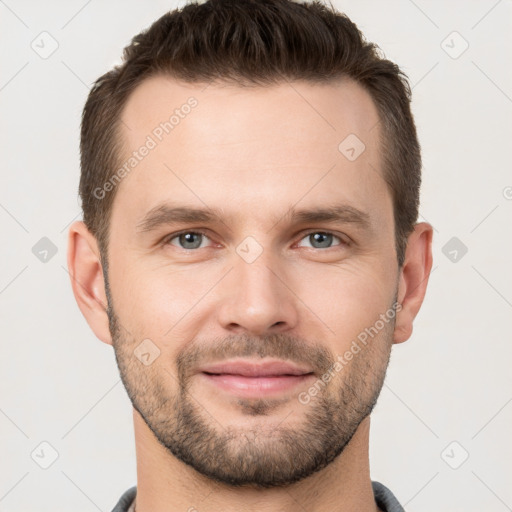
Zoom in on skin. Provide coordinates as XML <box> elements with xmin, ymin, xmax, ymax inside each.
<box><xmin>68</xmin><ymin>75</ymin><xmax>433</xmax><ymax>512</ymax></box>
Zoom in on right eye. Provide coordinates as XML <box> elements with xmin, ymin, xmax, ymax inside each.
<box><xmin>164</xmin><ymin>230</ymin><xmax>214</xmax><ymax>250</ymax></box>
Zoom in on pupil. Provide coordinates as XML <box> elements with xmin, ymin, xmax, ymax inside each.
<box><xmin>312</xmin><ymin>232</ymin><xmax>331</xmax><ymax>248</ymax></box>
<box><xmin>181</xmin><ymin>233</ymin><xmax>201</xmax><ymax>249</ymax></box>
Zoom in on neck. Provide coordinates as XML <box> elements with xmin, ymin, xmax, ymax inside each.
<box><xmin>132</xmin><ymin>410</ymin><xmax>380</xmax><ymax>512</ymax></box>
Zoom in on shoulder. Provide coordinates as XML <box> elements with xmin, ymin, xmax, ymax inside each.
<box><xmin>372</xmin><ymin>480</ymin><xmax>405</xmax><ymax>512</ymax></box>
<box><xmin>111</xmin><ymin>486</ymin><xmax>137</xmax><ymax>512</ymax></box>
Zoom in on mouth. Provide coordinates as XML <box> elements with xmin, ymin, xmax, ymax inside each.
<box><xmin>198</xmin><ymin>359</ymin><xmax>316</xmax><ymax>397</ymax></box>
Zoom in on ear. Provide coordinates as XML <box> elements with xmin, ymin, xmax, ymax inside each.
<box><xmin>393</xmin><ymin>222</ymin><xmax>433</xmax><ymax>344</ymax></box>
<box><xmin>67</xmin><ymin>221</ymin><xmax>112</xmax><ymax>345</ymax></box>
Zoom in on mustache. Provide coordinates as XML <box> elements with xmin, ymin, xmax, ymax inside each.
<box><xmin>176</xmin><ymin>332</ymin><xmax>334</xmax><ymax>380</ymax></box>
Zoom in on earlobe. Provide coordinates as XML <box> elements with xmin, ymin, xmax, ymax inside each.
<box><xmin>393</xmin><ymin>222</ymin><xmax>434</xmax><ymax>344</ymax></box>
<box><xmin>67</xmin><ymin>221</ymin><xmax>113</xmax><ymax>345</ymax></box>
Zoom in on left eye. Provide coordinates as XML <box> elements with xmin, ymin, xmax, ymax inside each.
<box><xmin>296</xmin><ymin>231</ymin><xmax>345</xmax><ymax>249</ymax></box>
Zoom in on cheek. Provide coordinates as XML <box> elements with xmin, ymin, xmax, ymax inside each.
<box><xmin>295</xmin><ymin>260</ymin><xmax>395</xmax><ymax>346</ymax></box>
<box><xmin>109</xmin><ymin>259</ymin><xmax>217</xmax><ymax>341</ymax></box>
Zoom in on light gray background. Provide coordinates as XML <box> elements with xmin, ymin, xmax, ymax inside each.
<box><xmin>1</xmin><ymin>1</ymin><xmax>511</xmax><ymax>511</ymax></box>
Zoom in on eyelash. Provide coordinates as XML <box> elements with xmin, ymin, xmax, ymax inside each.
<box><xmin>162</xmin><ymin>229</ymin><xmax>350</xmax><ymax>250</ymax></box>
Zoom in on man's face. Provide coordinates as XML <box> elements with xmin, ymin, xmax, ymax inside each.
<box><xmin>105</xmin><ymin>76</ymin><xmax>399</xmax><ymax>487</ymax></box>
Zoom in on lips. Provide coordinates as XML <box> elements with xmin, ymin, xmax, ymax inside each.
<box><xmin>198</xmin><ymin>359</ymin><xmax>315</xmax><ymax>397</ymax></box>
<box><xmin>199</xmin><ymin>359</ymin><xmax>314</xmax><ymax>377</ymax></box>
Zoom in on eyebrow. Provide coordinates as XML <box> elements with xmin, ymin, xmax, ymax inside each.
<box><xmin>136</xmin><ymin>202</ymin><xmax>372</xmax><ymax>234</ymax></box>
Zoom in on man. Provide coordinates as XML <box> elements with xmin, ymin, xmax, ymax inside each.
<box><xmin>67</xmin><ymin>0</ymin><xmax>433</xmax><ymax>510</ymax></box>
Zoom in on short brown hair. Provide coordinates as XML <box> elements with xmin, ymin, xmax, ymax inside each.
<box><xmin>79</xmin><ymin>0</ymin><xmax>421</xmax><ymax>268</ymax></box>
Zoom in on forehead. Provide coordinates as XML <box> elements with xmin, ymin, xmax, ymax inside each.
<box><xmin>112</xmin><ymin>75</ymin><xmax>387</xmax><ymax>231</ymax></box>
<box><xmin>120</xmin><ymin>75</ymin><xmax>381</xmax><ymax>149</ymax></box>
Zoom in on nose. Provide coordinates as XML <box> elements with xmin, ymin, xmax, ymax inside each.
<box><xmin>216</xmin><ymin>252</ymin><xmax>299</xmax><ymax>336</ymax></box>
